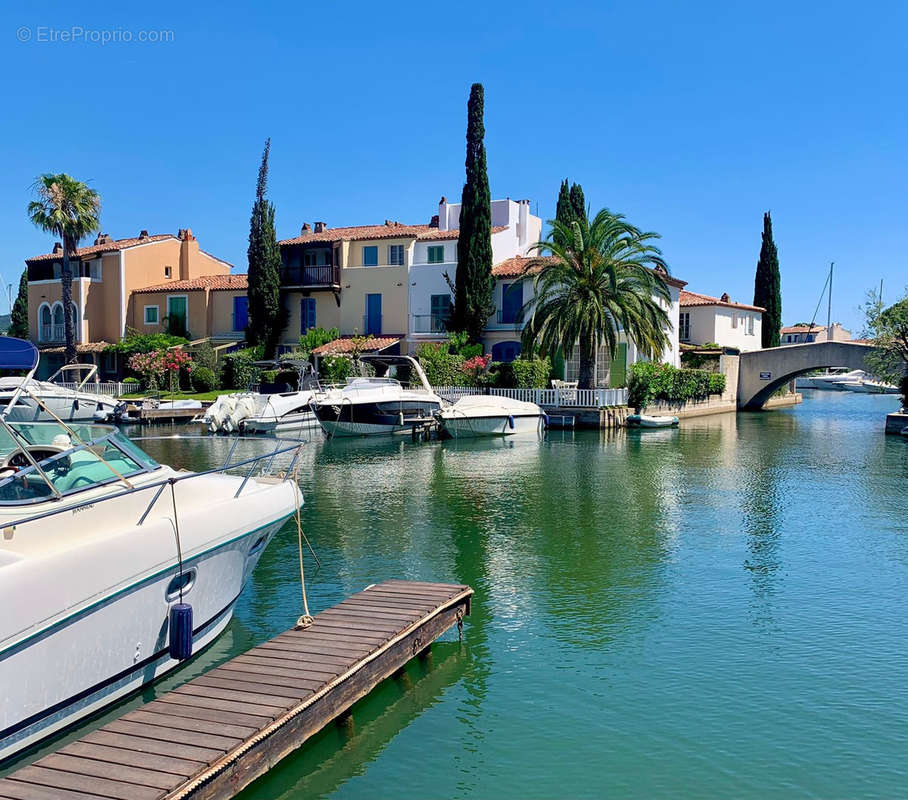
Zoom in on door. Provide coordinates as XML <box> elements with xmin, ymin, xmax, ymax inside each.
<box><xmin>500</xmin><ymin>282</ymin><xmax>523</xmax><ymax>324</ymax></box>
<box><xmin>300</xmin><ymin>297</ymin><xmax>316</xmax><ymax>334</ymax></box>
<box><xmin>365</xmin><ymin>294</ymin><xmax>382</xmax><ymax>336</ymax></box>
<box><xmin>167</xmin><ymin>296</ymin><xmax>188</xmax><ymax>336</ymax></box>
<box><xmin>233</xmin><ymin>296</ymin><xmax>249</xmax><ymax>332</ymax></box>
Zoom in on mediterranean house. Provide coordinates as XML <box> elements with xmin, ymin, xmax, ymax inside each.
<box><xmin>780</xmin><ymin>322</ymin><xmax>850</xmax><ymax>344</ymax></box>
<box><xmin>24</xmin><ymin>228</ymin><xmax>236</xmax><ymax>376</ymax></box>
<box><xmin>679</xmin><ymin>290</ymin><xmax>764</xmax><ymax>352</ymax></box>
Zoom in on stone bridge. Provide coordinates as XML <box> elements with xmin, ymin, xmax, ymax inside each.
<box><xmin>737</xmin><ymin>341</ymin><xmax>875</xmax><ymax>409</ymax></box>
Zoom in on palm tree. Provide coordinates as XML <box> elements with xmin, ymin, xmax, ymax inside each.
<box><xmin>27</xmin><ymin>174</ymin><xmax>101</xmax><ymax>364</ymax></box>
<box><xmin>519</xmin><ymin>208</ymin><xmax>672</xmax><ymax>389</ymax></box>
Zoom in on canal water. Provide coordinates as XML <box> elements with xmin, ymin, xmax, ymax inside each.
<box><xmin>12</xmin><ymin>391</ymin><xmax>908</xmax><ymax>798</ymax></box>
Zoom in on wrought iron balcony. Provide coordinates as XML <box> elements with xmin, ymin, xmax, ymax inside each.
<box><xmin>412</xmin><ymin>314</ymin><xmax>451</xmax><ymax>334</ymax></box>
<box><xmin>280</xmin><ymin>264</ymin><xmax>340</xmax><ymax>288</ymax></box>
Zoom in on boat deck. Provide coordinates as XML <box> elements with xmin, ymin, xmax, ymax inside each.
<box><xmin>0</xmin><ymin>580</ymin><xmax>472</xmax><ymax>800</ymax></box>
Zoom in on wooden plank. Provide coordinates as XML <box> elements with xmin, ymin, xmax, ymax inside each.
<box><xmin>157</xmin><ymin>691</ymin><xmax>284</xmax><ymax>719</ymax></box>
<box><xmin>0</xmin><ymin>777</ymin><xmax>101</xmax><ymax>800</ymax></box>
<box><xmin>318</xmin><ymin>607</ymin><xmax>423</xmax><ymax>624</ymax></box>
<box><xmin>60</xmin><ymin>741</ymin><xmax>204</xmax><ymax>777</ymax></box>
<box><xmin>235</xmin><ymin>650</ymin><xmax>346</xmax><ymax>676</ymax></box>
<box><xmin>105</xmin><ymin>718</ymin><xmax>239</xmax><ymax>752</ymax></box>
<box><xmin>338</xmin><ymin>598</ymin><xmax>436</xmax><ymax>612</ymax></box>
<box><xmin>82</xmin><ymin>730</ymin><xmax>222</xmax><ymax>765</ymax></box>
<box><xmin>124</xmin><ymin>710</ymin><xmax>258</xmax><ymax>741</ymax></box>
<box><xmin>209</xmin><ymin>668</ymin><xmax>323</xmax><ymax>694</ymax></box>
<box><xmin>228</xmin><ymin>653</ymin><xmax>341</xmax><ymax>679</ymax></box>
<box><xmin>193</xmin><ymin>675</ymin><xmax>314</xmax><ymax>701</ymax></box>
<box><xmin>38</xmin><ymin>753</ymin><xmax>179</xmax><ymax>791</ymax></box>
<box><xmin>5</xmin><ymin>766</ymin><xmax>162</xmax><ymax>800</ymax></box>
<box><xmin>272</xmin><ymin>630</ymin><xmax>379</xmax><ymax>649</ymax></box>
<box><xmin>217</xmin><ymin>659</ymin><xmax>333</xmax><ymax>687</ymax></box>
<box><xmin>305</xmin><ymin>618</ymin><xmax>398</xmax><ymax>636</ymax></box>
<box><xmin>130</xmin><ymin>700</ymin><xmax>270</xmax><ymax>731</ymax></box>
<box><xmin>252</xmin><ymin>642</ymin><xmax>355</xmax><ymax>664</ymax></box>
<box><xmin>171</xmin><ymin>684</ymin><xmax>298</xmax><ymax>710</ymax></box>
<box><xmin>312</xmin><ymin>611</ymin><xmax>411</xmax><ymax>629</ymax></box>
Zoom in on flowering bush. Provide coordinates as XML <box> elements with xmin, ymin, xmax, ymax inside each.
<box><xmin>461</xmin><ymin>354</ymin><xmax>492</xmax><ymax>386</ymax></box>
<box><xmin>128</xmin><ymin>348</ymin><xmax>193</xmax><ymax>392</ymax></box>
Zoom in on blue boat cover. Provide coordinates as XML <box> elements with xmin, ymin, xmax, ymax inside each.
<box><xmin>0</xmin><ymin>337</ymin><xmax>39</xmax><ymax>371</ymax></box>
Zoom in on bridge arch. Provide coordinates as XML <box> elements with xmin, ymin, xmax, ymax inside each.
<box><xmin>737</xmin><ymin>341</ymin><xmax>875</xmax><ymax>409</ymax></box>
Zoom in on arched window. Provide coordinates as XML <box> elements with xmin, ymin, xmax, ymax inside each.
<box><xmin>491</xmin><ymin>341</ymin><xmax>521</xmax><ymax>363</ymax></box>
<box><xmin>51</xmin><ymin>303</ymin><xmax>64</xmax><ymax>343</ymax></box>
<box><xmin>70</xmin><ymin>303</ymin><xmax>80</xmax><ymax>342</ymax></box>
<box><xmin>39</xmin><ymin>304</ymin><xmax>52</xmax><ymax>342</ymax></box>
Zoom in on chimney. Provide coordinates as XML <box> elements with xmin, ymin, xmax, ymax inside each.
<box><xmin>438</xmin><ymin>196</ymin><xmax>449</xmax><ymax>231</ymax></box>
<box><xmin>314</xmin><ymin>221</ymin><xmax>326</xmax><ymax>233</ymax></box>
<box><xmin>94</xmin><ymin>232</ymin><xmax>112</xmax><ymax>245</ymax></box>
<box><xmin>429</xmin><ymin>214</ymin><xmax>439</xmax><ymax>228</ymax></box>
<box><xmin>138</xmin><ymin>229</ymin><xmax>149</xmax><ymax>239</ymax></box>
<box><xmin>301</xmin><ymin>223</ymin><xmax>311</xmax><ymax>234</ymax></box>
<box><xmin>720</xmin><ymin>292</ymin><xmax>730</xmax><ymax>303</ymax></box>
<box><xmin>53</xmin><ymin>242</ymin><xmax>63</xmax><ymax>255</ymax></box>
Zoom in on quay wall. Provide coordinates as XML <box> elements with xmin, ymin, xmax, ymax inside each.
<box><xmin>885</xmin><ymin>411</ymin><xmax>908</xmax><ymax>434</ymax></box>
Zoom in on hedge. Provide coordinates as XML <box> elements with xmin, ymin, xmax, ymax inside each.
<box><xmin>415</xmin><ymin>343</ymin><xmax>465</xmax><ymax>386</ymax></box>
<box><xmin>627</xmin><ymin>361</ymin><xmax>726</xmax><ymax>409</ymax></box>
<box><xmin>489</xmin><ymin>356</ymin><xmax>551</xmax><ymax>388</ymax></box>
<box><xmin>222</xmin><ymin>348</ymin><xmax>262</xmax><ymax>389</ymax></box>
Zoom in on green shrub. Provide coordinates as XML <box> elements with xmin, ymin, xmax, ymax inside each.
<box><xmin>320</xmin><ymin>355</ymin><xmax>353</xmax><ymax>383</ymax></box>
<box><xmin>628</xmin><ymin>362</ymin><xmax>726</xmax><ymax>409</ymax></box>
<box><xmin>490</xmin><ymin>356</ymin><xmax>551</xmax><ymax>388</ymax></box>
<box><xmin>299</xmin><ymin>326</ymin><xmax>339</xmax><ymax>354</ymax></box>
<box><xmin>259</xmin><ymin>369</ymin><xmax>279</xmax><ymax>384</ymax></box>
<box><xmin>107</xmin><ymin>330</ymin><xmax>189</xmax><ymax>356</ymax></box>
<box><xmin>222</xmin><ymin>348</ymin><xmax>261</xmax><ymax>389</ymax></box>
<box><xmin>415</xmin><ymin>342</ymin><xmax>464</xmax><ymax>386</ymax></box>
<box><xmin>191</xmin><ymin>366</ymin><xmax>217</xmax><ymax>393</ymax></box>
<box><xmin>123</xmin><ymin>376</ymin><xmax>140</xmax><ymax>385</ymax></box>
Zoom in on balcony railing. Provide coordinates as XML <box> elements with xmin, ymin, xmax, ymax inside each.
<box><xmin>496</xmin><ymin>309</ymin><xmax>524</xmax><ymax>326</ymax></box>
<box><xmin>281</xmin><ymin>264</ymin><xmax>340</xmax><ymax>288</ymax></box>
<box><xmin>40</xmin><ymin>324</ymin><xmax>66</xmax><ymax>342</ymax></box>
<box><xmin>412</xmin><ymin>314</ymin><xmax>451</xmax><ymax>334</ymax></box>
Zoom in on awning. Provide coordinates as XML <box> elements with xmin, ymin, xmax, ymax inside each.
<box><xmin>0</xmin><ymin>337</ymin><xmax>39</xmax><ymax>371</ymax></box>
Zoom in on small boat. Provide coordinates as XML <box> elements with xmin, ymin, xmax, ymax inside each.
<box><xmin>626</xmin><ymin>413</ymin><xmax>679</xmax><ymax>428</ymax></box>
<box><xmin>311</xmin><ymin>355</ymin><xmax>443</xmax><ymax>438</ymax></box>
<box><xmin>796</xmin><ymin>369</ymin><xmax>866</xmax><ymax>390</ymax></box>
<box><xmin>437</xmin><ymin>395</ymin><xmax>546</xmax><ymax>438</ymax></box>
<box><xmin>901</xmin><ymin>426</ymin><xmax>908</xmax><ymax>437</ymax></box>
<box><xmin>840</xmin><ymin>379</ymin><xmax>899</xmax><ymax>394</ymax></box>
<box><xmin>0</xmin><ymin>338</ymin><xmax>120</xmax><ymax>423</ymax></box>
<box><xmin>205</xmin><ymin>361</ymin><xmax>319</xmax><ymax>435</ymax></box>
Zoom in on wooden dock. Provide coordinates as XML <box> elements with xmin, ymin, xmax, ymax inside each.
<box><xmin>0</xmin><ymin>580</ymin><xmax>472</xmax><ymax>800</ymax></box>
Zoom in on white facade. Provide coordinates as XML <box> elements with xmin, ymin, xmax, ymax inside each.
<box><xmin>679</xmin><ymin>296</ymin><xmax>763</xmax><ymax>352</ymax></box>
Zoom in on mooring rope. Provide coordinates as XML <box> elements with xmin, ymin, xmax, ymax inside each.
<box><xmin>288</xmin><ymin>453</ymin><xmax>315</xmax><ymax>629</ymax></box>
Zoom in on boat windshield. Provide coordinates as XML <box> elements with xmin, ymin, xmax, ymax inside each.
<box><xmin>0</xmin><ymin>423</ymin><xmax>159</xmax><ymax>505</ymax></box>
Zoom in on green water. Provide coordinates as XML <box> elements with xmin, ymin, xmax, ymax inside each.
<box><xmin>12</xmin><ymin>391</ymin><xmax>908</xmax><ymax>797</ymax></box>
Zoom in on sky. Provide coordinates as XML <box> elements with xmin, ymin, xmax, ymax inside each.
<box><xmin>1</xmin><ymin>0</ymin><xmax>906</xmax><ymax>332</ymax></box>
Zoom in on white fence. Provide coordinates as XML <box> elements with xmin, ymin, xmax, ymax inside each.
<box><xmin>433</xmin><ymin>385</ymin><xmax>628</xmax><ymax>408</ymax></box>
<box><xmin>55</xmin><ymin>381</ymin><xmax>133</xmax><ymax>397</ymax></box>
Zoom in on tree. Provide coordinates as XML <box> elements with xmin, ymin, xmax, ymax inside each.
<box><xmin>27</xmin><ymin>174</ymin><xmax>101</xmax><ymax>363</ymax></box>
<box><xmin>8</xmin><ymin>270</ymin><xmax>30</xmax><ymax>339</ymax></box>
<box><xmin>246</xmin><ymin>138</ymin><xmax>284</xmax><ymax>359</ymax></box>
<box><xmin>452</xmin><ymin>83</ymin><xmax>494</xmax><ymax>344</ymax></box>
<box><xmin>554</xmin><ymin>179</ymin><xmax>588</xmax><ymax>247</ymax></box>
<box><xmin>520</xmin><ymin>208</ymin><xmax>672</xmax><ymax>389</ymax></box>
<box><xmin>753</xmin><ymin>211</ymin><xmax>782</xmax><ymax>348</ymax></box>
<box><xmin>862</xmin><ymin>287</ymin><xmax>908</xmax><ymax>401</ymax></box>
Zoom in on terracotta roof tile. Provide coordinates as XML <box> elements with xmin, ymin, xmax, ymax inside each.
<box><xmin>132</xmin><ymin>274</ymin><xmax>247</xmax><ymax>294</ymax></box>
<box><xmin>311</xmin><ymin>336</ymin><xmax>402</xmax><ymax>356</ymax></box>
<box><xmin>681</xmin><ymin>290</ymin><xmax>764</xmax><ymax>312</ymax></box>
<box><xmin>492</xmin><ymin>256</ymin><xmax>688</xmax><ymax>289</ymax></box>
<box><xmin>27</xmin><ymin>234</ymin><xmax>175</xmax><ymax>262</ymax></box>
<box><xmin>280</xmin><ymin>224</ymin><xmax>508</xmax><ymax>245</ymax></box>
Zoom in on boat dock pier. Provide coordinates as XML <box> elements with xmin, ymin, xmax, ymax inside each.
<box><xmin>0</xmin><ymin>580</ymin><xmax>472</xmax><ymax>800</ymax></box>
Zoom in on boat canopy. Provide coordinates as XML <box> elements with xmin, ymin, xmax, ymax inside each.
<box><xmin>0</xmin><ymin>338</ymin><xmax>39</xmax><ymax>372</ymax></box>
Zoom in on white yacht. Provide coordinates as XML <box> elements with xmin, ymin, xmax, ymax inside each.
<box><xmin>311</xmin><ymin>355</ymin><xmax>443</xmax><ymax>437</ymax></box>
<box><xmin>796</xmin><ymin>369</ymin><xmax>865</xmax><ymax>390</ymax></box>
<box><xmin>205</xmin><ymin>361</ymin><xmax>319</xmax><ymax>435</ymax></box>
<box><xmin>437</xmin><ymin>395</ymin><xmax>546</xmax><ymax>438</ymax></box>
<box><xmin>0</xmin><ymin>343</ymin><xmax>304</xmax><ymax>762</ymax></box>
<box><xmin>0</xmin><ymin>339</ymin><xmax>120</xmax><ymax>422</ymax></box>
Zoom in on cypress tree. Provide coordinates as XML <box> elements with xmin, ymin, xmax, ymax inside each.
<box><xmin>569</xmin><ymin>182</ymin><xmax>588</xmax><ymax>241</ymax></box>
<box><xmin>554</xmin><ymin>180</ymin><xmax>588</xmax><ymax>247</ymax></box>
<box><xmin>753</xmin><ymin>211</ymin><xmax>782</xmax><ymax>348</ymax></box>
<box><xmin>246</xmin><ymin>138</ymin><xmax>284</xmax><ymax>358</ymax></box>
<box><xmin>453</xmin><ymin>83</ymin><xmax>494</xmax><ymax>344</ymax></box>
<box><xmin>8</xmin><ymin>270</ymin><xmax>29</xmax><ymax>339</ymax></box>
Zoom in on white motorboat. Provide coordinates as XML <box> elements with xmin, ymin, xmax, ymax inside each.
<box><xmin>0</xmin><ymin>339</ymin><xmax>120</xmax><ymax>422</ymax></box>
<box><xmin>0</xmin><ymin>339</ymin><xmax>304</xmax><ymax>762</ymax></box>
<box><xmin>841</xmin><ymin>378</ymin><xmax>899</xmax><ymax>394</ymax></box>
<box><xmin>626</xmin><ymin>413</ymin><xmax>680</xmax><ymax>428</ymax></box>
<box><xmin>437</xmin><ymin>395</ymin><xmax>546</xmax><ymax>438</ymax></box>
<box><xmin>311</xmin><ymin>355</ymin><xmax>443</xmax><ymax>438</ymax></box>
<box><xmin>796</xmin><ymin>369</ymin><xmax>866</xmax><ymax>390</ymax></box>
<box><xmin>205</xmin><ymin>361</ymin><xmax>319</xmax><ymax>435</ymax></box>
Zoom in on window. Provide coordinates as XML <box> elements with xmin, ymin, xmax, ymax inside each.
<box><xmin>164</xmin><ymin>266</ymin><xmax>172</xmax><ymax>278</ymax></box>
<box><xmin>746</xmin><ymin>315</ymin><xmax>755</xmax><ymax>335</ymax></box>
<box><xmin>144</xmin><ymin>305</ymin><xmax>159</xmax><ymax>324</ymax></box>
<box><xmin>427</xmin><ymin>245</ymin><xmax>444</xmax><ymax>264</ymax></box>
<box><xmin>679</xmin><ymin>312</ymin><xmax>691</xmax><ymax>341</ymax></box>
<box><xmin>499</xmin><ymin>282</ymin><xmax>523</xmax><ymax>324</ymax></box>
<box><xmin>300</xmin><ymin>297</ymin><xmax>316</xmax><ymax>333</ymax></box>
<box><xmin>166</xmin><ymin>296</ymin><xmax>188</xmax><ymax>336</ymax></box>
<box><xmin>89</xmin><ymin>260</ymin><xmax>102</xmax><ymax>281</ymax></box>
<box><xmin>429</xmin><ymin>294</ymin><xmax>452</xmax><ymax>332</ymax></box>
<box><xmin>362</xmin><ymin>246</ymin><xmax>378</xmax><ymax>266</ymax></box>
<box><xmin>52</xmin><ymin>263</ymin><xmax>62</xmax><ymax>280</ymax></box>
<box><xmin>388</xmin><ymin>245</ymin><xmax>404</xmax><ymax>266</ymax></box>
<box><xmin>731</xmin><ymin>313</ymin><xmax>739</xmax><ymax>329</ymax></box>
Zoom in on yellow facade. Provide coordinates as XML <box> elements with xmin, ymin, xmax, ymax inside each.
<box><xmin>282</xmin><ymin>291</ymin><xmax>342</xmax><ymax>346</ymax></box>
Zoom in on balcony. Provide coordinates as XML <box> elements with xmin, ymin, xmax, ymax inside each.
<box><xmin>40</xmin><ymin>324</ymin><xmax>65</xmax><ymax>342</ymax></box>
<box><xmin>280</xmin><ymin>265</ymin><xmax>340</xmax><ymax>289</ymax></box>
<box><xmin>412</xmin><ymin>314</ymin><xmax>451</xmax><ymax>334</ymax></box>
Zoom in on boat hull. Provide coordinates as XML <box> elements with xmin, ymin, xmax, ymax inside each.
<box><xmin>241</xmin><ymin>411</ymin><xmax>320</xmax><ymax>435</ymax></box>
<box><xmin>313</xmin><ymin>400</ymin><xmax>441</xmax><ymax>438</ymax></box>
<box><xmin>1</xmin><ymin>393</ymin><xmax>119</xmax><ymax>423</ymax></box>
<box><xmin>439</xmin><ymin>413</ymin><xmax>544</xmax><ymax>438</ymax></box>
<box><xmin>0</xmin><ymin>493</ymin><xmax>294</xmax><ymax>763</ymax></box>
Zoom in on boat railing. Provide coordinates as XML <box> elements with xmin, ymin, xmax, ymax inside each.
<box><xmin>4</xmin><ymin>436</ymin><xmax>305</xmax><ymax>530</ymax></box>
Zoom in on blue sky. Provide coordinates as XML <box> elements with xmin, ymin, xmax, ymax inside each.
<box><xmin>1</xmin><ymin>0</ymin><xmax>906</xmax><ymax>331</ymax></box>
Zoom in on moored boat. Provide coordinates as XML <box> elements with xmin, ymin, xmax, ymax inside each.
<box><xmin>0</xmin><ymin>406</ymin><xmax>303</xmax><ymax>761</ymax></box>
<box><xmin>626</xmin><ymin>413</ymin><xmax>680</xmax><ymax>428</ymax></box>
<box><xmin>437</xmin><ymin>395</ymin><xmax>546</xmax><ymax>438</ymax></box>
